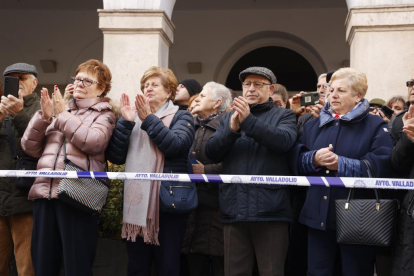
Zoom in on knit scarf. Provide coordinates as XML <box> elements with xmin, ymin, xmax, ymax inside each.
<box><xmin>122</xmin><ymin>100</ymin><xmax>178</xmax><ymax>245</ymax></box>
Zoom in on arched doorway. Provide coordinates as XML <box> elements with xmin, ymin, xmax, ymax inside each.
<box><xmin>225</xmin><ymin>46</ymin><xmax>317</xmax><ymax>94</ymax></box>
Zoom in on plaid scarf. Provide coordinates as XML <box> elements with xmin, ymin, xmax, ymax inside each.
<box><xmin>197</xmin><ymin>112</ymin><xmax>221</xmax><ymax>127</ymax></box>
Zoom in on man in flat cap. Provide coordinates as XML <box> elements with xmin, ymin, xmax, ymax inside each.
<box><xmin>0</xmin><ymin>63</ymin><xmax>40</xmax><ymax>275</ymax></box>
<box><xmin>206</xmin><ymin>67</ymin><xmax>297</xmax><ymax>275</ymax></box>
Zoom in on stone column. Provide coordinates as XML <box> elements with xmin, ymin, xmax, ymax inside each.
<box><xmin>345</xmin><ymin>1</ymin><xmax>414</xmax><ymax>100</ymax></box>
<box><xmin>99</xmin><ymin>0</ymin><xmax>176</xmax><ymax>104</ymax></box>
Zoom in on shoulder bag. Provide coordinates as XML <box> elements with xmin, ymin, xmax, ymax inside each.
<box><xmin>57</xmin><ymin>137</ymin><xmax>110</xmax><ymax>214</ymax></box>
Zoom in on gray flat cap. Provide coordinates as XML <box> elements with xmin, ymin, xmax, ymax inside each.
<box><xmin>3</xmin><ymin>63</ymin><xmax>38</xmax><ymax>77</ymax></box>
<box><xmin>239</xmin><ymin>67</ymin><xmax>276</xmax><ymax>84</ymax></box>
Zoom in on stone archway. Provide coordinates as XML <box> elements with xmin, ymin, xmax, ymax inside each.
<box><xmin>214</xmin><ymin>31</ymin><xmax>327</xmax><ymax>88</ymax></box>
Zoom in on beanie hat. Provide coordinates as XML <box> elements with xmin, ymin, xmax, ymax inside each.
<box><xmin>179</xmin><ymin>79</ymin><xmax>202</xmax><ymax>97</ymax></box>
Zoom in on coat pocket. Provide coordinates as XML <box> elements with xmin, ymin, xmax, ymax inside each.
<box><xmin>256</xmin><ymin>185</ymin><xmax>288</xmax><ymax>216</ymax></box>
<box><xmin>219</xmin><ymin>183</ymin><xmax>237</xmax><ymax>218</ymax></box>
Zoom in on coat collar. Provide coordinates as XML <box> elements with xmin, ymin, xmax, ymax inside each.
<box><xmin>67</xmin><ymin>97</ymin><xmax>113</xmax><ymax>112</ymax></box>
<box><xmin>23</xmin><ymin>92</ymin><xmax>38</xmax><ymax>107</ymax></box>
<box><xmin>249</xmin><ymin>98</ymin><xmax>274</xmax><ymax>113</ymax></box>
<box><xmin>319</xmin><ymin>98</ymin><xmax>369</xmax><ymax>127</ymax></box>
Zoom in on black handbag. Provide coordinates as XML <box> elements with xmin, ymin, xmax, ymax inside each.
<box><xmin>4</xmin><ymin>116</ymin><xmax>38</xmax><ymax>190</ymax></box>
<box><xmin>335</xmin><ymin>160</ymin><xmax>399</xmax><ymax>246</ymax></box>
<box><xmin>57</xmin><ymin>138</ymin><xmax>110</xmax><ymax>214</ymax></box>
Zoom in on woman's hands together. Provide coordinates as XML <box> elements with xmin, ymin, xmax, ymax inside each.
<box><xmin>40</xmin><ymin>86</ymin><xmax>65</xmax><ymax>121</ymax></box>
<box><xmin>313</xmin><ymin>144</ymin><xmax>338</xmax><ymax>170</ymax></box>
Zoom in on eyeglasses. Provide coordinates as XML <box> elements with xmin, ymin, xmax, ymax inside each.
<box><xmin>71</xmin><ymin>77</ymin><xmax>100</xmax><ymax>87</ymax></box>
<box><xmin>369</xmin><ymin>107</ymin><xmax>378</xmax><ymax>111</ymax></box>
<box><xmin>241</xmin><ymin>81</ymin><xmax>272</xmax><ymax>89</ymax></box>
<box><xmin>406</xmin><ymin>80</ymin><xmax>414</xmax><ymax>88</ymax></box>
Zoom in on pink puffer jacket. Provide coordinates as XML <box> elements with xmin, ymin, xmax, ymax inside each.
<box><xmin>21</xmin><ymin>97</ymin><xmax>116</xmax><ymax>200</ymax></box>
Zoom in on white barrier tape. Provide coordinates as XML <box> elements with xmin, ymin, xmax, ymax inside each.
<box><xmin>0</xmin><ymin>170</ymin><xmax>413</xmax><ymax>190</ymax></box>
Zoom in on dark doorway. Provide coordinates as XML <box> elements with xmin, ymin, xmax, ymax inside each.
<box><xmin>225</xmin><ymin>46</ymin><xmax>317</xmax><ymax>92</ymax></box>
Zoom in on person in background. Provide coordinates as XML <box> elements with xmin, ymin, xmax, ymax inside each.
<box><xmin>369</xmin><ymin>98</ymin><xmax>386</xmax><ymax>115</ymax></box>
<box><xmin>0</xmin><ymin>63</ymin><xmax>40</xmax><ymax>276</ymax></box>
<box><xmin>175</xmin><ymin>79</ymin><xmax>202</xmax><ymax>110</ymax></box>
<box><xmin>390</xmin><ymin>73</ymin><xmax>414</xmax><ymax>276</ymax></box>
<box><xmin>292</xmin><ymin>67</ymin><xmax>393</xmax><ymax>276</ymax></box>
<box><xmin>272</xmin><ymin>84</ymin><xmax>290</xmax><ymax>108</ymax></box>
<box><xmin>106</xmin><ymin>66</ymin><xmax>195</xmax><ymax>276</ymax></box>
<box><xmin>387</xmin><ymin>96</ymin><xmax>405</xmax><ymax>115</ymax></box>
<box><xmin>187</xmin><ymin>94</ymin><xmax>199</xmax><ymax>115</ymax></box>
<box><xmin>21</xmin><ymin>59</ymin><xmax>115</xmax><ymax>275</ymax></box>
<box><xmin>182</xmin><ymin>81</ymin><xmax>231</xmax><ymax>276</ymax></box>
<box><xmin>206</xmin><ymin>66</ymin><xmax>297</xmax><ymax>276</ymax></box>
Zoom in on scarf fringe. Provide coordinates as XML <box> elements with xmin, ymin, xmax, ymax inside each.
<box><xmin>122</xmin><ymin>220</ymin><xmax>160</xmax><ymax>245</ymax></box>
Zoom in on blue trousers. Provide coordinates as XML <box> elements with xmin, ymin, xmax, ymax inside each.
<box><xmin>126</xmin><ymin>212</ymin><xmax>188</xmax><ymax>276</ymax></box>
<box><xmin>31</xmin><ymin>199</ymin><xmax>99</xmax><ymax>276</ymax></box>
<box><xmin>307</xmin><ymin>227</ymin><xmax>375</xmax><ymax>276</ymax></box>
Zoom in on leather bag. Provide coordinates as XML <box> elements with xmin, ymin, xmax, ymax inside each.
<box><xmin>4</xmin><ymin>116</ymin><xmax>38</xmax><ymax>190</ymax></box>
<box><xmin>335</xmin><ymin>160</ymin><xmax>398</xmax><ymax>246</ymax></box>
<box><xmin>57</xmin><ymin>138</ymin><xmax>110</xmax><ymax>214</ymax></box>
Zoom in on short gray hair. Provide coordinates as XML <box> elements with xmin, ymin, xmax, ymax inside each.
<box><xmin>203</xmin><ymin>81</ymin><xmax>232</xmax><ymax>112</ymax></box>
<box><xmin>318</xmin><ymin>73</ymin><xmax>327</xmax><ymax>80</ymax></box>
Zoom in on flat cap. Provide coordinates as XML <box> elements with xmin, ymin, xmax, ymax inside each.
<box><xmin>3</xmin><ymin>63</ymin><xmax>38</xmax><ymax>77</ymax></box>
<box><xmin>239</xmin><ymin>67</ymin><xmax>276</xmax><ymax>84</ymax></box>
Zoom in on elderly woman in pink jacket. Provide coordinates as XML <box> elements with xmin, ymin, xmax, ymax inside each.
<box><xmin>21</xmin><ymin>59</ymin><xmax>115</xmax><ymax>276</ymax></box>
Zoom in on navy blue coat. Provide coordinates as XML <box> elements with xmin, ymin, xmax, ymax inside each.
<box><xmin>291</xmin><ymin>99</ymin><xmax>393</xmax><ymax>231</ymax></box>
<box><xmin>205</xmin><ymin>99</ymin><xmax>297</xmax><ymax>223</ymax></box>
<box><xmin>106</xmin><ymin>110</ymin><xmax>195</xmax><ymax>174</ymax></box>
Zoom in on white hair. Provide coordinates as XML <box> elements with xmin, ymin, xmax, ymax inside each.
<box><xmin>203</xmin><ymin>81</ymin><xmax>232</xmax><ymax>112</ymax></box>
<box><xmin>318</xmin><ymin>73</ymin><xmax>327</xmax><ymax>80</ymax></box>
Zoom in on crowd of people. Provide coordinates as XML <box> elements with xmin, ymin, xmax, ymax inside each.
<box><xmin>0</xmin><ymin>60</ymin><xmax>413</xmax><ymax>276</ymax></box>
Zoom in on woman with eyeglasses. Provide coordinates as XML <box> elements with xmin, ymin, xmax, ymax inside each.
<box><xmin>21</xmin><ymin>59</ymin><xmax>116</xmax><ymax>276</ymax></box>
<box><xmin>106</xmin><ymin>66</ymin><xmax>195</xmax><ymax>276</ymax></box>
<box><xmin>291</xmin><ymin>68</ymin><xmax>393</xmax><ymax>276</ymax></box>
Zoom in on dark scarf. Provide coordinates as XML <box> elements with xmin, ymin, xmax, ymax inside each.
<box><xmin>197</xmin><ymin>112</ymin><xmax>222</xmax><ymax>127</ymax></box>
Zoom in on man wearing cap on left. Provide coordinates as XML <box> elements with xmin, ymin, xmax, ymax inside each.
<box><xmin>0</xmin><ymin>63</ymin><xmax>40</xmax><ymax>276</ymax></box>
<box><xmin>206</xmin><ymin>67</ymin><xmax>297</xmax><ymax>275</ymax></box>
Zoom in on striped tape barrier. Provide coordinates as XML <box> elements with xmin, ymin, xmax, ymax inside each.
<box><xmin>0</xmin><ymin>170</ymin><xmax>413</xmax><ymax>190</ymax></box>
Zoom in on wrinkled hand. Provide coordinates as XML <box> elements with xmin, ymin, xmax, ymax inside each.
<box><xmin>0</xmin><ymin>94</ymin><xmax>23</xmax><ymax>117</ymax></box>
<box><xmin>290</xmin><ymin>91</ymin><xmax>306</xmax><ymax>115</ymax></box>
<box><xmin>403</xmin><ymin>105</ymin><xmax>414</xmax><ymax>142</ymax></box>
<box><xmin>230</xmin><ymin>110</ymin><xmax>241</xmax><ymax>132</ymax></box>
<box><xmin>314</xmin><ymin>144</ymin><xmax>338</xmax><ymax>170</ymax></box>
<box><xmin>192</xmin><ymin>161</ymin><xmax>205</xmax><ymax>174</ymax></box>
<box><xmin>52</xmin><ymin>86</ymin><xmax>65</xmax><ymax>118</ymax></box>
<box><xmin>40</xmin><ymin>88</ymin><xmax>53</xmax><ymax>121</ymax></box>
<box><xmin>233</xmin><ymin>97</ymin><xmax>250</xmax><ymax>123</ymax></box>
<box><xmin>0</xmin><ymin>104</ymin><xmax>7</xmax><ymax>122</ymax></box>
<box><xmin>64</xmin><ymin>84</ymin><xmax>74</xmax><ymax>102</ymax></box>
<box><xmin>135</xmin><ymin>93</ymin><xmax>152</xmax><ymax>121</ymax></box>
<box><xmin>307</xmin><ymin>103</ymin><xmax>323</xmax><ymax>118</ymax></box>
<box><xmin>120</xmin><ymin>93</ymin><xmax>136</xmax><ymax>122</ymax></box>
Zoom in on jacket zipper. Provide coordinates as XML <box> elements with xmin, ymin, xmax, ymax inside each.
<box><xmin>48</xmin><ymin>138</ymin><xmax>65</xmax><ymax>200</ymax></box>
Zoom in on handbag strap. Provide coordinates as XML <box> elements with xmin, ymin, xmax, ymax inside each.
<box><xmin>62</xmin><ymin>135</ymin><xmax>90</xmax><ymax>170</ymax></box>
<box><xmin>345</xmin><ymin>159</ymin><xmax>380</xmax><ymax>211</ymax></box>
<box><xmin>4</xmin><ymin>115</ymin><xmax>18</xmax><ymax>161</ymax></box>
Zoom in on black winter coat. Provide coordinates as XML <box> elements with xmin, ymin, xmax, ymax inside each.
<box><xmin>182</xmin><ymin>112</ymin><xmax>224</xmax><ymax>256</ymax></box>
<box><xmin>0</xmin><ymin>93</ymin><xmax>40</xmax><ymax>216</ymax></box>
<box><xmin>206</xmin><ymin>99</ymin><xmax>297</xmax><ymax>223</ymax></box>
<box><xmin>106</xmin><ymin>110</ymin><xmax>195</xmax><ymax>174</ymax></box>
<box><xmin>391</xmin><ymin>107</ymin><xmax>414</xmax><ymax>276</ymax></box>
